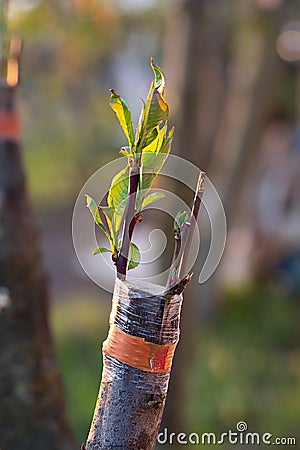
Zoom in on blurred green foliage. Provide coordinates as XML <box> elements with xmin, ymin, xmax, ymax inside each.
<box><xmin>184</xmin><ymin>285</ymin><xmax>300</xmax><ymax>449</ymax></box>
<box><xmin>9</xmin><ymin>0</ymin><xmax>167</xmax><ymax>207</ymax></box>
<box><xmin>51</xmin><ymin>293</ymin><xmax>110</xmax><ymax>444</ymax></box>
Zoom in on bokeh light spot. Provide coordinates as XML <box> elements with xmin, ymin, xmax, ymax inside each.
<box><xmin>276</xmin><ymin>29</ymin><xmax>300</xmax><ymax>62</ymax></box>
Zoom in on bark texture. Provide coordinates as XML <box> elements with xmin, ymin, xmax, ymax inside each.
<box><xmin>0</xmin><ymin>85</ymin><xmax>76</xmax><ymax>449</ymax></box>
<box><xmin>85</xmin><ymin>279</ymin><xmax>183</xmax><ymax>450</ymax></box>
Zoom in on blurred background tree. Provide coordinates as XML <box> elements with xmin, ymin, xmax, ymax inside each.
<box><xmin>0</xmin><ymin>1</ymin><xmax>75</xmax><ymax>448</ymax></box>
<box><xmin>2</xmin><ymin>0</ymin><xmax>300</xmax><ymax>448</ymax></box>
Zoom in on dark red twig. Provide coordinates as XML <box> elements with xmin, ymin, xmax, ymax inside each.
<box><xmin>129</xmin><ymin>212</ymin><xmax>142</xmax><ymax>241</ymax></box>
<box><xmin>179</xmin><ymin>171</ymin><xmax>205</xmax><ymax>278</ymax></box>
<box><xmin>116</xmin><ymin>157</ymin><xmax>141</xmax><ymax>279</ymax></box>
<box><xmin>98</xmin><ymin>207</ymin><xmax>109</xmax><ymax>234</ymax></box>
<box><xmin>166</xmin><ymin>171</ymin><xmax>205</xmax><ymax>289</ymax></box>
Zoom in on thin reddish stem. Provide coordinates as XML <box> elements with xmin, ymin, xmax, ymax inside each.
<box><xmin>166</xmin><ymin>171</ymin><xmax>205</xmax><ymax>289</ymax></box>
<box><xmin>116</xmin><ymin>157</ymin><xmax>141</xmax><ymax>279</ymax></box>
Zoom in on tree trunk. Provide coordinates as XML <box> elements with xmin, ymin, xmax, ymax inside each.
<box><xmin>85</xmin><ymin>278</ymin><xmax>183</xmax><ymax>449</ymax></box>
<box><xmin>0</xmin><ymin>83</ymin><xmax>76</xmax><ymax>449</ymax></box>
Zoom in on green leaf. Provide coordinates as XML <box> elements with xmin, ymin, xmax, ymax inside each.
<box><xmin>151</xmin><ymin>58</ymin><xmax>165</xmax><ymax>94</ymax></box>
<box><xmin>142</xmin><ymin>123</ymin><xmax>165</xmax><ymax>155</ymax></box>
<box><xmin>110</xmin><ymin>89</ymin><xmax>134</xmax><ymax>149</ymax></box>
<box><xmin>162</xmin><ymin>126</ymin><xmax>175</xmax><ymax>152</ymax></box>
<box><xmin>143</xmin><ymin>88</ymin><xmax>168</xmax><ymax>138</ymax></box>
<box><xmin>86</xmin><ymin>195</ymin><xmax>116</xmax><ymax>253</ymax></box>
<box><xmin>135</xmin><ymin>61</ymin><xmax>169</xmax><ymax>150</ymax></box>
<box><xmin>142</xmin><ymin>151</ymin><xmax>167</xmax><ymax>171</ymax></box>
<box><xmin>174</xmin><ymin>211</ymin><xmax>189</xmax><ymax>231</ymax></box>
<box><xmin>107</xmin><ymin>167</ymin><xmax>129</xmax><ymax>210</ymax></box>
<box><xmin>98</xmin><ymin>205</ymin><xmax>118</xmax><ymax>250</ymax></box>
<box><xmin>99</xmin><ymin>205</ymin><xmax>114</xmax><ymax>221</ymax></box>
<box><xmin>128</xmin><ymin>242</ymin><xmax>140</xmax><ymax>270</ymax></box>
<box><xmin>92</xmin><ymin>247</ymin><xmax>112</xmax><ymax>255</ymax></box>
<box><xmin>142</xmin><ymin>127</ymin><xmax>158</xmax><ymax>148</ymax></box>
<box><xmin>86</xmin><ymin>195</ymin><xmax>108</xmax><ymax>236</ymax></box>
<box><xmin>141</xmin><ymin>123</ymin><xmax>169</xmax><ymax>168</ymax></box>
<box><xmin>139</xmin><ymin>123</ymin><xmax>174</xmax><ymax>197</ymax></box>
<box><xmin>142</xmin><ymin>191</ymin><xmax>165</xmax><ymax>209</ymax></box>
<box><xmin>107</xmin><ymin>166</ymin><xmax>129</xmax><ymax>233</ymax></box>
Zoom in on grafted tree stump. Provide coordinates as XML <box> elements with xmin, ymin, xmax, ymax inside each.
<box><xmin>85</xmin><ymin>279</ymin><xmax>183</xmax><ymax>450</ymax></box>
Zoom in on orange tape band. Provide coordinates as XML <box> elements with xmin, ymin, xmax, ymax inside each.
<box><xmin>0</xmin><ymin>110</ymin><xmax>21</xmax><ymax>140</ymax></box>
<box><xmin>103</xmin><ymin>325</ymin><xmax>178</xmax><ymax>373</ymax></box>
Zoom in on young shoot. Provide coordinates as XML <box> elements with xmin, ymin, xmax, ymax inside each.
<box><xmin>86</xmin><ymin>59</ymin><xmax>205</xmax><ymax>289</ymax></box>
<box><xmin>86</xmin><ymin>59</ymin><xmax>173</xmax><ymax>279</ymax></box>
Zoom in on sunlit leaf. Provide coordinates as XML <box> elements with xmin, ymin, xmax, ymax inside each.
<box><xmin>141</xmin><ymin>123</ymin><xmax>168</xmax><ymax>168</ymax></box>
<box><xmin>135</xmin><ymin>99</ymin><xmax>146</xmax><ymax>147</ymax></box>
<box><xmin>92</xmin><ymin>247</ymin><xmax>112</xmax><ymax>255</ymax></box>
<box><xmin>142</xmin><ymin>191</ymin><xmax>165</xmax><ymax>209</ymax></box>
<box><xmin>99</xmin><ymin>205</ymin><xmax>114</xmax><ymax>221</ymax></box>
<box><xmin>135</xmin><ymin>61</ymin><xmax>169</xmax><ymax>150</ymax></box>
<box><xmin>143</xmin><ymin>127</ymin><xmax>158</xmax><ymax>149</ymax></box>
<box><xmin>143</xmin><ymin>88</ymin><xmax>168</xmax><ymax>138</ymax></box>
<box><xmin>142</xmin><ymin>124</ymin><xmax>165</xmax><ymax>156</ymax></box>
<box><xmin>137</xmin><ymin>122</ymin><xmax>174</xmax><ymax>211</ymax></box>
<box><xmin>86</xmin><ymin>195</ymin><xmax>116</xmax><ymax>253</ymax></box>
<box><xmin>86</xmin><ymin>195</ymin><xmax>108</xmax><ymax>236</ymax></box>
<box><xmin>98</xmin><ymin>205</ymin><xmax>118</xmax><ymax>250</ymax></box>
<box><xmin>162</xmin><ymin>126</ymin><xmax>175</xmax><ymax>151</ymax></box>
<box><xmin>150</xmin><ymin>58</ymin><xmax>165</xmax><ymax>94</ymax></box>
<box><xmin>108</xmin><ymin>167</ymin><xmax>129</xmax><ymax>210</ymax></box>
<box><xmin>108</xmin><ymin>166</ymin><xmax>129</xmax><ymax>233</ymax></box>
<box><xmin>128</xmin><ymin>242</ymin><xmax>140</xmax><ymax>270</ymax></box>
<box><xmin>141</xmin><ymin>154</ymin><xmax>167</xmax><ymax>190</ymax></box>
<box><xmin>110</xmin><ymin>89</ymin><xmax>134</xmax><ymax>149</ymax></box>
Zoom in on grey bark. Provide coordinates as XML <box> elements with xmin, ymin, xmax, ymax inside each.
<box><xmin>85</xmin><ymin>279</ymin><xmax>183</xmax><ymax>450</ymax></box>
<box><xmin>0</xmin><ymin>85</ymin><xmax>76</xmax><ymax>449</ymax></box>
